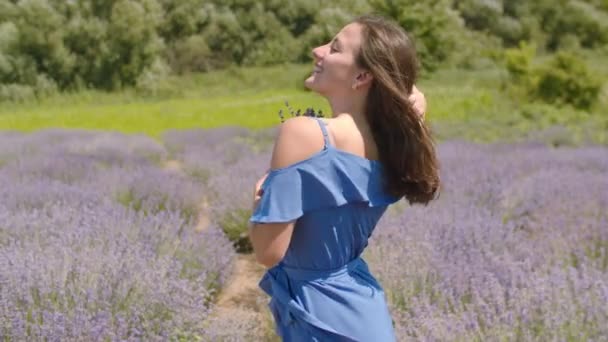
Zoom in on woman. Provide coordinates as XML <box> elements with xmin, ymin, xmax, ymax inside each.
<box><xmin>248</xmin><ymin>15</ymin><xmax>440</xmax><ymax>341</ymax></box>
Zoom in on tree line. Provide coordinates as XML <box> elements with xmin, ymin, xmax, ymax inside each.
<box><xmin>0</xmin><ymin>0</ymin><xmax>606</xmax><ymax>100</ymax></box>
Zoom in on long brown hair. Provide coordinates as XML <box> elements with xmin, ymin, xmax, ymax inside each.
<box><xmin>354</xmin><ymin>15</ymin><xmax>440</xmax><ymax>205</ymax></box>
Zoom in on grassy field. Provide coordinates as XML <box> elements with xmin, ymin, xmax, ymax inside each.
<box><xmin>0</xmin><ymin>61</ymin><xmax>606</xmax><ymax>144</ymax></box>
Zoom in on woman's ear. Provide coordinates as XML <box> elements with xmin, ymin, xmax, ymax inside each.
<box><xmin>353</xmin><ymin>71</ymin><xmax>373</xmax><ymax>90</ymax></box>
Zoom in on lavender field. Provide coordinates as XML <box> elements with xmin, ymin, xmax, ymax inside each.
<box><xmin>368</xmin><ymin>142</ymin><xmax>608</xmax><ymax>341</ymax></box>
<box><xmin>0</xmin><ymin>129</ymin><xmax>239</xmax><ymax>340</ymax></box>
<box><xmin>1</xmin><ymin>128</ymin><xmax>606</xmax><ymax>341</ymax></box>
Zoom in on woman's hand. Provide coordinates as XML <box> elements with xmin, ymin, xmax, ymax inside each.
<box><xmin>252</xmin><ymin>172</ymin><xmax>269</xmax><ymax>211</ymax></box>
<box><xmin>409</xmin><ymin>85</ymin><xmax>427</xmax><ymax>121</ymax></box>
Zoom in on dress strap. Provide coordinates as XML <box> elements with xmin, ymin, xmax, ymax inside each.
<box><xmin>313</xmin><ymin>117</ymin><xmax>330</xmax><ymax>149</ymax></box>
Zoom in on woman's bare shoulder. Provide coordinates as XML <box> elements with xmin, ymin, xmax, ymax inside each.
<box><xmin>269</xmin><ymin>116</ymin><xmax>327</xmax><ymax>170</ymax></box>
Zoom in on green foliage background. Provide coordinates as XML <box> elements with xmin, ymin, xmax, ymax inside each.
<box><xmin>1</xmin><ymin>0</ymin><xmax>607</xmax><ymax>93</ymax></box>
<box><xmin>0</xmin><ymin>0</ymin><xmax>606</xmax><ymax>145</ymax></box>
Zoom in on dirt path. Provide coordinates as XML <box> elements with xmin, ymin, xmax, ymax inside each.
<box><xmin>205</xmin><ymin>254</ymin><xmax>277</xmax><ymax>340</ymax></box>
<box><xmin>162</xmin><ymin>159</ymin><xmax>183</xmax><ymax>173</ymax></box>
<box><xmin>216</xmin><ymin>254</ymin><xmax>265</xmax><ymax>309</ymax></box>
<box><xmin>162</xmin><ymin>159</ymin><xmax>277</xmax><ymax>340</ymax></box>
<box><xmin>195</xmin><ymin>197</ymin><xmax>211</xmax><ymax>232</ymax></box>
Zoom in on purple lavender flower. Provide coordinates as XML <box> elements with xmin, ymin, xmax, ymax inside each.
<box><xmin>278</xmin><ymin>101</ymin><xmax>325</xmax><ymax>123</ymax></box>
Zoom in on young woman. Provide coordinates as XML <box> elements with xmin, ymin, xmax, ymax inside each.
<box><xmin>248</xmin><ymin>15</ymin><xmax>440</xmax><ymax>341</ymax></box>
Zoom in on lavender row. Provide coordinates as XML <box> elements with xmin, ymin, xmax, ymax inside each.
<box><xmin>0</xmin><ymin>129</ymin><xmax>236</xmax><ymax>340</ymax></box>
<box><xmin>0</xmin><ymin>129</ymin><xmax>167</xmax><ymax>168</ymax></box>
<box><xmin>0</xmin><ymin>200</ymin><xmax>235</xmax><ymax>340</ymax></box>
<box><xmin>162</xmin><ymin>127</ymin><xmax>276</xmax><ymax>184</ymax></box>
<box><xmin>367</xmin><ymin>141</ymin><xmax>608</xmax><ymax>341</ymax></box>
<box><xmin>163</xmin><ymin>128</ymin><xmax>276</xmax><ymax>251</ymax></box>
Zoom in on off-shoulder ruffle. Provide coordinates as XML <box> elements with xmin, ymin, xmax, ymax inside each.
<box><xmin>249</xmin><ymin>148</ymin><xmax>401</xmax><ymax>224</ymax></box>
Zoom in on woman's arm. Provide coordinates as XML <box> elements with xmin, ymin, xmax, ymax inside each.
<box><xmin>248</xmin><ymin>117</ymin><xmax>325</xmax><ymax>268</ymax></box>
<box><xmin>248</xmin><ymin>172</ymin><xmax>295</xmax><ymax>268</ymax></box>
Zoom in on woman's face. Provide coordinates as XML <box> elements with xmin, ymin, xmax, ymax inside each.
<box><xmin>304</xmin><ymin>22</ymin><xmax>365</xmax><ymax>97</ymax></box>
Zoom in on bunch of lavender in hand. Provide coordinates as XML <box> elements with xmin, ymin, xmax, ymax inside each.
<box><xmin>278</xmin><ymin>101</ymin><xmax>324</xmax><ymax>123</ymax></box>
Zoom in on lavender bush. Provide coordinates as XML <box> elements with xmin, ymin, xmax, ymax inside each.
<box><xmin>163</xmin><ymin>127</ymin><xmax>275</xmax><ymax>185</ymax></box>
<box><xmin>0</xmin><ymin>129</ymin><xmax>167</xmax><ymax>168</ymax></box>
<box><xmin>0</xmin><ymin>129</ymin><xmax>235</xmax><ymax>340</ymax></box>
<box><xmin>205</xmin><ymin>152</ymin><xmax>271</xmax><ymax>252</ymax></box>
<box><xmin>0</xmin><ymin>201</ymin><xmax>234</xmax><ymax>340</ymax></box>
<box><xmin>366</xmin><ymin>142</ymin><xmax>608</xmax><ymax>341</ymax></box>
<box><xmin>91</xmin><ymin>164</ymin><xmax>206</xmax><ymax>222</ymax></box>
<box><xmin>164</xmin><ymin>128</ymin><xmax>276</xmax><ymax>251</ymax></box>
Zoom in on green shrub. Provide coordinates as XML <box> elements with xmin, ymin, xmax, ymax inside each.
<box><xmin>135</xmin><ymin>58</ymin><xmax>182</xmax><ymax>98</ymax></box>
<box><xmin>542</xmin><ymin>0</ymin><xmax>608</xmax><ymax>50</ymax></box>
<box><xmin>533</xmin><ymin>52</ymin><xmax>602</xmax><ymax>109</ymax></box>
<box><xmin>0</xmin><ymin>83</ymin><xmax>35</xmax><ymax>102</ymax></box>
<box><xmin>218</xmin><ymin>209</ymin><xmax>253</xmax><ymax>253</ymax></box>
<box><xmin>504</xmin><ymin>42</ymin><xmax>535</xmax><ymax>81</ymax></box>
<box><xmin>33</xmin><ymin>74</ymin><xmax>58</xmax><ymax>98</ymax></box>
<box><xmin>502</xmin><ymin>42</ymin><xmax>536</xmax><ymax>99</ymax></box>
<box><xmin>370</xmin><ymin>0</ymin><xmax>467</xmax><ymax>71</ymax></box>
<box><xmin>504</xmin><ymin>44</ymin><xmax>602</xmax><ymax>110</ymax></box>
<box><xmin>166</xmin><ymin>35</ymin><xmax>212</xmax><ymax>74</ymax></box>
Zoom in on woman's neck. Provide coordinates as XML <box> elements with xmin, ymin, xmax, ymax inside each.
<box><xmin>327</xmin><ymin>93</ymin><xmax>367</xmax><ymax>121</ymax></box>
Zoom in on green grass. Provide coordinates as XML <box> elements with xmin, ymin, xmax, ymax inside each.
<box><xmin>0</xmin><ymin>64</ymin><xmax>330</xmax><ymax>137</ymax></box>
<box><xmin>0</xmin><ymin>60</ymin><xmax>606</xmax><ymax>144</ymax></box>
<box><xmin>0</xmin><ymin>89</ymin><xmax>323</xmax><ymax>136</ymax></box>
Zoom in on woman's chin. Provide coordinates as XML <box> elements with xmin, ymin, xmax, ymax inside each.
<box><xmin>304</xmin><ymin>75</ymin><xmax>328</xmax><ymax>96</ymax></box>
<box><xmin>304</xmin><ymin>77</ymin><xmax>316</xmax><ymax>91</ymax></box>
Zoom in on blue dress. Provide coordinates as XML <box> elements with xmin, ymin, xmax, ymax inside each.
<box><xmin>249</xmin><ymin>117</ymin><xmax>401</xmax><ymax>341</ymax></box>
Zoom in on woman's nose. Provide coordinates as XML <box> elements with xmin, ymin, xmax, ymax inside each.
<box><xmin>312</xmin><ymin>45</ymin><xmax>327</xmax><ymax>61</ymax></box>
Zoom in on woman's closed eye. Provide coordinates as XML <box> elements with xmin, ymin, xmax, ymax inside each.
<box><xmin>330</xmin><ymin>44</ymin><xmax>339</xmax><ymax>53</ymax></box>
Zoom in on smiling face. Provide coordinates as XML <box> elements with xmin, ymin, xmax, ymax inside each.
<box><xmin>304</xmin><ymin>22</ymin><xmax>367</xmax><ymax>97</ymax></box>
